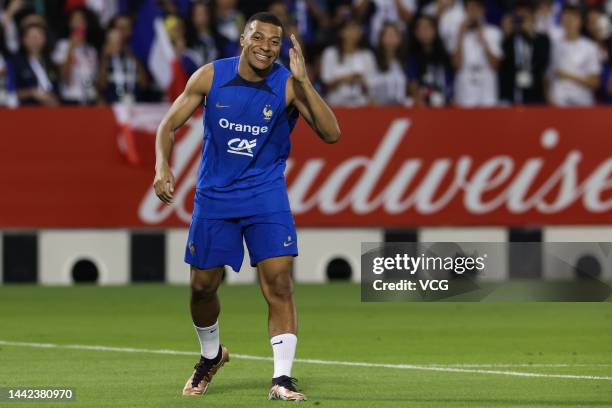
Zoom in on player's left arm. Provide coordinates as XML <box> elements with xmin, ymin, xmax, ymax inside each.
<box><xmin>286</xmin><ymin>34</ymin><xmax>341</xmax><ymax>144</ymax></box>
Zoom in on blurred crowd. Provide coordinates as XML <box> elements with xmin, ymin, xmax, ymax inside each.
<box><xmin>0</xmin><ymin>0</ymin><xmax>611</xmax><ymax>108</ymax></box>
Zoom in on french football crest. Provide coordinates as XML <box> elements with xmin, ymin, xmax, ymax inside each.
<box><xmin>263</xmin><ymin>104</ymin><xmax>273</xmax><ymax>121</ymax></box>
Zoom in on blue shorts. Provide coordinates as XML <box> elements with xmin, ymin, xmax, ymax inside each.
<box><xmin>184</xmin><ymin>211</ymin><xmax>298</xmax><ymax>272</ymax></box>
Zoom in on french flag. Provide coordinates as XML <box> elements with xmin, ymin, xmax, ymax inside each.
<box><xmin>131</xmin><ymin>0</ymin><xmax>188</xmax><ymax>101</ymax></box>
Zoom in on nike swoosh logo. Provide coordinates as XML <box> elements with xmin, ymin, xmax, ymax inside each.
<box><xmin>272</xmin><ymin>340</ymin><xmax>283</xmax><ymax>345</ymax></box>
<box><xmin>283</xmin><ymin>241</ymin><xmax>294</xmax><ymax>247</ymax></box>
<box><xmin>216</xmin><ymin>102</ymin><xmax>230</xmax><ymax>108</ymax></box>
<box><xmin>209</xmin><ymin>328</ymin><xmax>217</xmax><ymax>334</ymax></box>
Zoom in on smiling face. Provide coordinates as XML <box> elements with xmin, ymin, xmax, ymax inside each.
<box><xmin>240</xmin><ymin>20</ymin><xmax>282</xmax><ymax>72</ymax></box>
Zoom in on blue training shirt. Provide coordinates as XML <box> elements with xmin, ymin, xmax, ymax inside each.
<box><xmin>193</xmin><ymin>56</ymin><xmax>299</xmax><ymax>219</ymax></box>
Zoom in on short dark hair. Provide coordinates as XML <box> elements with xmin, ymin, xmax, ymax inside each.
<box><xmin>465</xmin><ymin>0</ymin><xmax>485</xmax><ymax>8</ymax></box>
<box><xmin>562</xmin><ymin>4</ymin><xmax>582</xmax><ymax>15</ymax></box>
<box><xmin>515</xmin><ymin>0</ymin><xmax>536</xmax><ymax>13</ymax></box>
<box><xmin>244</xmin><ymin>12</ymin><xmax>284</xmax><ymax>32</ymax></box>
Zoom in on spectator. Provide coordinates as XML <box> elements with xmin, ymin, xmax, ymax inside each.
<box><xmin>408</xmin><ymin>14</ymin><xmax>453</xmax><ymax>107</ymax></box>
<box><xmin>186</xmin><ymin>1</ymin><xmax>218</xmax><ymax>67</ymax></box>
<box><xmin>305</xmin><ymin>44</ymin><xmax>326</xmax><ymax>93</ymax></box>
<box><xmin>110</xmin><ymin>14</ymin><xmax>133</xmax><ymax>46</ymax></box>
<box><xmin>585</xmin><ymin>7</ymin><xmax>611</xmax><ymax>53</ymax></box>
<box><xmin>320</xmin><ymin>17</ymin><xmax>376</xmax><ymax>106</ymax></box>
<box><xmin>354</xmin><ymin>0</ymin><xmax>416</xmax><ymax>45</ymax></box>
<box><xmin>371</xmin><ymin>22</ymin><xmax>408</xmax><ymax>105</ymax></box>
<box><xmin>331</xmin><ymin>2</ymin><xmax>354</xmax><ymax>27</ymax></box>
<box><xmin>423</xmin><ymin>0</ymin><xmax>466</xmax><ymax>53</ymax></box>
<box><xmin>97</xmin><ymin>27</ymin><xmax>148</xmax><ymax>104</ymax></box>
<box><xmin>534</xmin><ymin>0</ymin><xmax>562</xmax><ymax>41</ymax></box>
<box><xmin>268</xmin><ymin>0</ymin><xmax>295</xmax><ymax>66</ymax></box>
<box><xmin>267</xmin><ymin>1</ymin><xmax>304</xmax><ymax>67</ymax></box>
<box><xmin>164</xmin><ymin>15</ymin><xmax>199</xmax><ymax>76</ymax></box>
<box><xmin>268</xmin><ymin>1</ymin><xmax>292</xmax><ymax>28</ymax></box>
<box><xmin>211</xmin><ymin>0</ymin><xmax>245</xmax><ymax>58</ymax></box>
<box><xmin>1</xmin><ymin>17</ymin><xmax>8</xmax><ymax>100</ymax></box>
<box><xmin>601</xmin><ymin>57</ymin><xmax>612</xmax><ymax>103</ymax></box>
<box><xmin>13</xmin><ymin>22</ymin><xmax>59</xmax><ymax>106</ymax></box>
<box><xmin>452</xmin><ymin>0</ymin><xmax>502</xmax><ymax>107</ymax></box>
<box><xmin>52</xmin><ymin>7</ymin><xmax>98</xmax><ymax>105</ymax></box>
<box><xmin>70</xmin><ymin>0</ymin><xmax>120</xmax><ymax>27</ymax></box>
<box><xmin>0</xmin><ymin>50</ymin><xmax>18</xmax><ymax>108</ymax></box>
<box><xmin>327</xmin><ymin>0</ymin><xmax>355</xmax><ymax>18</ymax></box>
<box><xmin>284</xmin><ymin>0</ymin><xmax>331</xmax><ymax>46</ymax></box>
<box><xmin>584</xmin><ymin>7</ymin><xmax>612</xmax><ymax>102</ymax></box>
<box><xmin>0</xmin><ymin>51</ymin><xmax>8</xmax><ymax>103</ymax></box>
<box><xmin>499</xmin><ymin>3</ymin><xmax>550</xmax><ymax>104</ymax></box>
<box><xmin>548</xmin><ymin>5</ymin><xmax>601</xmax><ymax>106</ymax></box>
<box><xmin>1</xmin><ymin>0</ymin><xmax>22</xmax><ymax>53</ymax></box>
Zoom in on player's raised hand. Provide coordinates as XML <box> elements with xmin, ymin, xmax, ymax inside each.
<box><xmin>153</xmin><ymin>162</ymin><xmax>175</xmax><ymax>204</ymax></box>
<box><xmin>289</xmin><ymin>34</ymin><xmax>308</xmax><ymax>84</ymax></box>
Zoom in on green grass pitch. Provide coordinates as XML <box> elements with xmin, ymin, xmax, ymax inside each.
<box><xmin>0</xmin><ymin>284</ymin><xmax>611</xmax><ymax>407</ymax></box>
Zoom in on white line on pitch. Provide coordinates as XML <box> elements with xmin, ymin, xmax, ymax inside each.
<box><xmin>427</xmin><ymin>363</ymin><xmax>612</xmax><ymax>368</ymax></box>
<box><xmin>1</xmin><ymin>340</ymin><xmax>611</xmax><ymax>382</ymax></box>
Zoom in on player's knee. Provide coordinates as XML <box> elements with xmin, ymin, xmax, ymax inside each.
<box><xmin>190</xmin><ymin>268</ymin><xmax>222</xmax><ymax>300</ymax></box>
<box><xmin>264</xmin><ymin>272</ymin><xmax>294</xmax><ymax>303</ymax></box>
<box><xmin>191</xmin><ymin>279</ymin><xmax>219</xmax><ymax>301</ymax></box>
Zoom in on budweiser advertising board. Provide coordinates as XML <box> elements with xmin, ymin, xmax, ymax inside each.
<box><xmin>0</xmin><ymin>106</ymin><xmax>610</xmax><ymax>227</ymax></box>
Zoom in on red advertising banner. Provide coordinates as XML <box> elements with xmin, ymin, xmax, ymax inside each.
<box><xmin>0</xmin><ymin>106</ymin><xmax>610</xmax><ymax>227</ymax></box>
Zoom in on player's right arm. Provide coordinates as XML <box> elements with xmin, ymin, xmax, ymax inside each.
<box><xmin>154</xmin><ymin>63</ymin><xmax>214</xmax><ymax>204</ymax></box>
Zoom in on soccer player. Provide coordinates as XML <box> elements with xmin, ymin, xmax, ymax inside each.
<box><xmin>153</xmin><ymin>12</ymin><xmax>340</xmax><ymax>401</ymax></box>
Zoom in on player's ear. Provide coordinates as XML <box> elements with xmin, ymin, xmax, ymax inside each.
<box><xmin>239</xmin><ymin>33</ymin><xmax>245</xmax><ymax>48</ymax></box>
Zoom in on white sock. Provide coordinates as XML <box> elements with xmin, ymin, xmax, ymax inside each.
<box><xmin>271</xmin><ymin>333</ymin><xmax>297</xmax><ymax>378</ymax></box>
<box><xmin>194</xmin><ymin>320</ymin><xmax>220</xmax><ymax>359</ymax></box>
